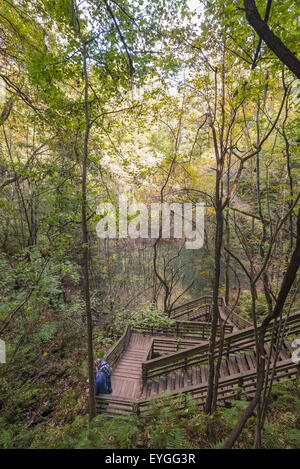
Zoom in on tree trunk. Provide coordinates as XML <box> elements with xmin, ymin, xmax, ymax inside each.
<box><xmin>82</xmin><ymin>40</ymin><xmax>96</xmax><ymax>421</ymax></box>
<box><xmin>205</xmin><ymin>196</ymin><xmax>223</xmax><ymax>413</ymax></box>
<box><xmin>243</xmin><ymin>0</ymin><xmax>300</xmax><ymax>78</ymax></box>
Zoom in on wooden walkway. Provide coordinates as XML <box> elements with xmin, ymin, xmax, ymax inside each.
<box><xmin>95</xmin><ymin>296</ymin><xmax>300</xmax><ymax>417</ymax></box>
<box><xmin>110</xmin><ymin>332</ymin><xmax>204</xmax><ymax>399</ymax></box>
<box><xmin>110</xmin><ymin>333</ymin><xmax>152</xmax><ymax>399</ymax></box>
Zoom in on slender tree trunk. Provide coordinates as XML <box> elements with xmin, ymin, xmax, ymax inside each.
<box><xmin>211</xmin><ymin>322</ymin><xmax>225</xmax><ymax>412</ymax></box>
<box><xmin>224</xmin><ymin>150</ymin><xmax>231</xmax><ymax>305</ymax></box>
<box><xmin>205</xmin><ymin>183</ymin><xmax>223</xmax><ymax>413</ymax></box>
<box><xmin>205</xmin><ymin>54</ymin><xmax>225</xmax><ymax>413</ymax></box>
<box><xmin>81</xmin><ymin>40</ymin><xmax>96</xmax><ymax>421</ymax></box>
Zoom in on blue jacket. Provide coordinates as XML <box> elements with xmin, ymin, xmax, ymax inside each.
<box><xmin>94</xmin><ymin>370</ymin><xmax>108</xmax><ymax>395</ymax></box>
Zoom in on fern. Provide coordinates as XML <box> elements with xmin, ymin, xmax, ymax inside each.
<box><xmin>148</xmin><ymin>425</ymin><xmax>192</xmax><ymax>449</ymax></box>
<box><xmin>76</xmin><ymin>414</ymin><xmax>139</xmax><ymax>449</ymax></box>
<box><xmin>261</xmin><ymin>422</ymin><xmax>282</xmax><ymax>449</ymax></box>
<box><xmin>31</xmin><ymin>322</ymin><xmax>59</xmax><ymax>344</ymax></box>
<box><xmin>221</xmin><ymin>400</ymin><xmax>249</xmax><ymax>428</ymax></box>
<box><xmin>210</xmin><ymin>439</ymin><xmax>226</xmax><ymax>449</ymax></box>
<box><xmin>284</xmin><ymin>428</ymin><xmax>300</xmax><ymax>449</ymax></box>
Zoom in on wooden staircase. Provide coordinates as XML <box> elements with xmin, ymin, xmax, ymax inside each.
<box><xmin>110</xmin><ymin>333</ymin><xmax>152</xmax><ymax>399</ymax></box>
<box><xmin>95</xmin><ymin>297</ymin><xmax>300</xmax><ymax>417</ymax></box>
<box><xmin>141</xmin><ymin>340</ymin><xmax>294</xmax><ymax>398</ymax></box>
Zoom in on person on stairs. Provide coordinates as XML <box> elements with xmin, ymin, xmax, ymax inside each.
<box><xmin>95</xmin><ymin>358</ymin><xmax>113</xmax><ymax>394</ymax></box>
<box><xmin>94</xmin><ymin>368</ymin><xmax>108</xmax><ymax>395</ymax></box>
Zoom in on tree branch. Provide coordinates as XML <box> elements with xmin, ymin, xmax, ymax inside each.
<box><xmin>243</xmin><ymin>0</ymin><xmax>300</xmax><ymax>78</ymax></box>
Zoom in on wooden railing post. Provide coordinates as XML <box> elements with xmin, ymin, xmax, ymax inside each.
<box><xmin>125</xmin><ymin>326</ymin><xmax>131</xmax><ymax>350</ymax></box>
<box><xmin>132</xmin><ymin>401</ymin><xmax>140</xmax><ymax>416</ymax></box>
<box><xmin>226</xmin><ymin>341</ymin><xmax>230</xmax><ymax>359</ymax></box>
<box><xmin>184</xmin><ymin>357</ymin><xmax>188</xmax><ymax>372</ymax></box>
<box><xmin>142</xmin><ymin>365</ymin><xmax>148</xmax><ymax>385</ymax></box>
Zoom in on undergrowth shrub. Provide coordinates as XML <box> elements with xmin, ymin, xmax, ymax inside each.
<box><xmin>114</xmin><ymin>302</ymin><xmax>174</xmax><ymax>330</ymax></box>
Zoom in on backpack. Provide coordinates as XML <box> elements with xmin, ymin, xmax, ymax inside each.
<box><xmin>100</xmin><ymin>362</ymin><xmax>112</xmax><ymax>376</ymax></box>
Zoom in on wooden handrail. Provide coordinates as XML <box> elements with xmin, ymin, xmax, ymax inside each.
<box><xmin>152</xmin><ymin>336</ymin><xmax>206</xmax><ymax>354</ymax></box>
<box><xmin>170</xmin><ymin>295</ymin><xmax>227</xmax><ymax>322</ymax></box>
<box><xmin>170</xmin><ymin>296</ymin><xmax>213</xmax><ymax>321</ymax></box>
<box><xmin>172</xmin><ymin>308</ymin><xmax>210</xmax><ymax>321</ymax></box>
<box><xmin>171</xmin><ymin>295</ymin><xmax>213</xmax><ymax>313</ymax></box>
<box><xmin>145</xmin><ymin>337</ymin><xmax>154</xmax><ymax>361</ymax></box>
<box><xmin>132</xmin><ymin>320</ymin><xmax>233</xmax><ymax>340</ymax></box>
<box><xmin>229</xmin><ymin>310</ymin><xmax>252</xmax><ymax>329</ymax></box>
<box><xmin>138</xmin><ymin>359</ymin><xmax>298</xmax><ymax>411</ymax></box>
<box><xmin>171</xmin><ymin>294</ymin><xmax>253</xmax><ymax>330</ymax></box>
<box><xmin>104</xmin><ymin>325</ymin><xmax>131</xmax><ymax>369</ymax></box>
<box><xmin>217</xmin><ymin>296</ymin><xmax>252</xmax><ymax>329</ymax></box>
<box><xmin>141</xmin><ymin>310</ymin><xmax>300</xmax><ymax>383</ymax></box>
